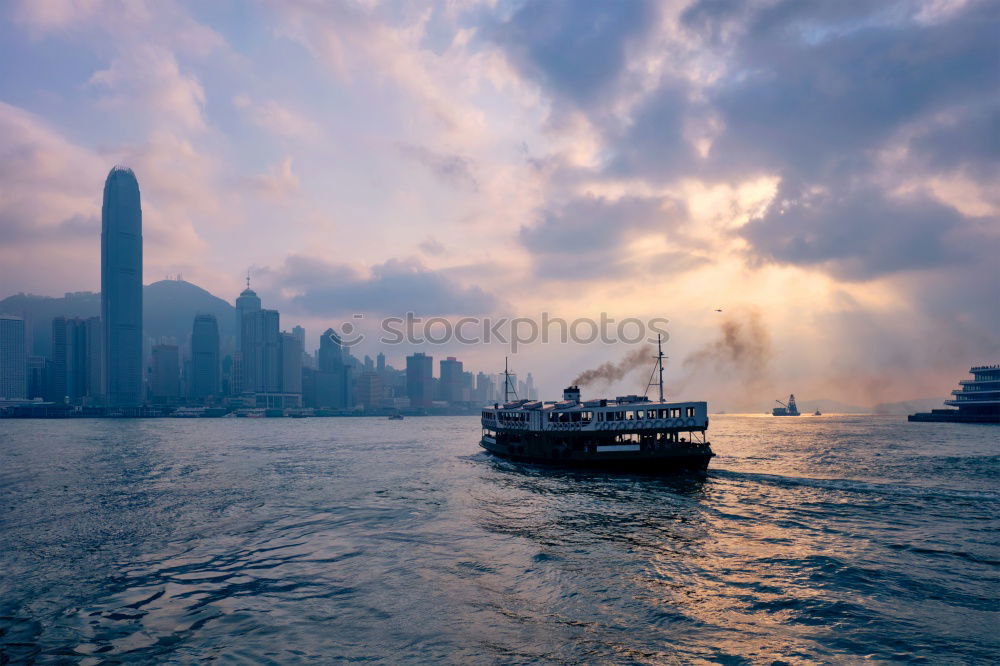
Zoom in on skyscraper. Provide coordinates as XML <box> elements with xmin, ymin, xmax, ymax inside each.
<box><xmin>0</xmin><ymin>315</ymin><xmax>27</xmax><ymax>400</ymax></box>
<box><xmin>242</xmin><ymin>309</ymin><xmax>281</xmax><ymax>393</ymax></box>
<box><xmin>316</xmin><ymin>328</ymin><xmax>351</xmax><ymax>408</ymax></box>
<box><xmin>280</xmin><ymin>331</ymin><xmax>302</xmax><ymax>395</ymax></box>
<box><xmin>101</xmin><ymin>166</ymin><xmax>143</xmax><ymax>405</ymax></box>
<box><xmin>235</xmin><ymin>279</ymin><xmax>261</xmax><ymax>351</ymax></box>
<box><xmin>190</xmin><ymin>314</ymin><xmax>220</xmax><ymax>401</ymax></box>
<box><xmin>406</xmin><ymin>352</ymin><xmax>433</xmax><ymax>408</ymax></box>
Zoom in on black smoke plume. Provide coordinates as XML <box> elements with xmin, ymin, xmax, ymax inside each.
<box><xmin>679</xmin><ymin>310</ymin><xmax>772</xmax><ymax>388</ymax></box>
<box><xmin>572</xmin><ymin>345</ymin><xmax>654</xmax><ymax>387</ymax></box>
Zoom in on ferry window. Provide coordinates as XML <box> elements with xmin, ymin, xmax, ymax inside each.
<box><xmin>686</xmin><ymin>406</ymin><xmax>695</xmax><ymax>417</ymax></box>
<box><xmin>659</xmin><ymin>409</ymin><xmax>668</xmax><ymax>418</ymax></box>
<box><xmin>597</xmin><ymin>412</ymin><xmax>603</xmax><ymax>422</ymax></box>
<box><xmin>670</xmin><ymin>408</ymin><xmax>681</xmax><ymax>418</ymax></box>
<box><xmin>571</xmin><ymin>412</ymin><xmax>581</xmax><ymax>422</ymax></box>
<box><xmin>627</xmin><ymin>411</ymin><xmax>634</xmax><ymax>420</ymax></box>
<box><xmin>636</xmin><ymin>410</ymin><xmax>645</xmax><ymax>419</ymax></box>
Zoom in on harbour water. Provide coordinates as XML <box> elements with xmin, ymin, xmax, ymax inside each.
<box><xmin>1</xmin><ymin>415</ymin><xmax>997</xmax><ymax>663</ymax></box>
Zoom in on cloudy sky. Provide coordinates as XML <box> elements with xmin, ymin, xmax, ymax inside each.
<box><xmin>0</xmin><ymin>0</ymin><xmax>997</xmax><ymax>407</ymax></box>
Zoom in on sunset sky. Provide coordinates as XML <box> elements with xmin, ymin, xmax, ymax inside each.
<box><xmin>0</xmin><ymin>0</ymin><xmax>997</xmax><ymax>408</ymax></box>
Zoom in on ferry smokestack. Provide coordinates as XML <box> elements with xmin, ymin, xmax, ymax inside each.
<box><xmin>563</xmin><ymin>386</ymin><xmax>581</xmax><ymax>403</ymax></box>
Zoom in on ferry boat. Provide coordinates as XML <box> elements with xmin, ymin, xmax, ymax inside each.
<box><xmin>908</xmin><ymin>364</ymin><xmax>1000</xmax><ymax>423</ymax></box>
<box><xmin>479</xmin><ymin>338</ymin><xmax>714</xmax><ymax>472</ymax></box>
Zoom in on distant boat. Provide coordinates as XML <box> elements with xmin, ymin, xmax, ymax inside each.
<box><xmin>813</xmin><ymin>409</ymin><xmax>822</xmax><ymax>416</ymax></box>
<box><xmin>772</xmin><ymin>394</ymin><xmax>801</xmax><ymax>416</ymax></box>
<box><xmin>388</xmin><ymin>414</ymin><xmax>404</xmax><ymax>420</ymax></box>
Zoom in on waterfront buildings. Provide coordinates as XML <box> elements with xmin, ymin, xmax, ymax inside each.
<box><xmin>150</xmin><ymin>344</ymin><xmax>180</xmax><ymax>403</ymax></box>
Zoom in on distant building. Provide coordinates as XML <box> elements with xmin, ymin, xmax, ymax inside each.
<box><xmin>280</xmin><ymin>331</ymin><xmax>302</xmax><ymax>395</ymax></box>
<box><xmin>0</xmin><ymin>314</ymin><xmax>27</xmax><ymax>400</ymax></box>
<box><xmin>50</xmin><ymin>316</ymin><xmax>101</xmax><ymax>404</ymax></box>
<box><xmin>234</xmin><ymin>281</ymin><xmax>261</xmax><ymax>352</ymax></box>
<box><xmin>27</xmin><ymin>355</ymin><xmax>48</xmax><ymax>400</ymax></box>
<box><xmin>83</xmin><ymin>316</ymin><xmax>101</xmax><ymax>400</ymax></box>
<box><xmin>242</xmin><ymin>309</ymin><xmax>281</xmax><ymax>393</ymax></box>
<box><xmin>356</xmin><ymin>370</ymin><xmax>383</xmax><ymax>411</ymax></box>
<box><xmin>475</xmin><ymin>371</ymin><xmax>494</xmax><ymax>404</ymax></box>
<box><xmin>315</xmin><ymin>328</ymin><xmax>351</xmax><ymax>408</ymax></box>
<box><xmin>440</xmin><ymin>356</ymin><xmax>464</xmax><ymax>403</ymax></box>
<box><xmin>190</xmin><ymin>314</ymin><xmax>220</xmax><ymax>401</ymax></box>
<box><xmin>406</xmin><ymin>352</ymin><xmax>433</xmax><ymax>408</ymax></box>
<box><xmin>150</xmin><ymin>344</ymin><xmax>180</xmax><ymax>402</ymax></box>
<box><xmin>102</xmin><ymin>166</ymin><xmax>143</xmax><ymax>406</ymax></box>
<box><xmin>376</xmin><ymin>352</ymin><xmax>386</xmax><ymax>373</ymax></box>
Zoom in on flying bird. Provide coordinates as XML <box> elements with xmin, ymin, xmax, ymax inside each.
<box><xmin>714</xmin><ymin>308</ymin><xmax>723</xmax><ymax>312</ymax></box>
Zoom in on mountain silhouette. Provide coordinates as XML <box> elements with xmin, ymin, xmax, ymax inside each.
<box><xmin>0</xmin><ymin>280</ymin><xmax>235</xmax><ymax>357</ymax></box>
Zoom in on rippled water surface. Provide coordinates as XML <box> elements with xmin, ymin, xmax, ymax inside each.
<box><xmin>1</xmin><ymin>415</ymin><xmax>997</xmax><ymax>664</ymax></box>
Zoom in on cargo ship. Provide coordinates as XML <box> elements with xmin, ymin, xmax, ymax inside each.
<box><xmin>479</xmin><ymin>337</ymin><xmax>713</xmax><ymax>472</ymax></box>
<box><xmin>908</xmin><ymin>365</ymin><xmax>1000</xmax><ymax>424</ymax></box>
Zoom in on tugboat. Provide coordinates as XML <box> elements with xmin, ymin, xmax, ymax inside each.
<box><xmin>479</xmin><ymin>337</ymin><xmax>714</xmax><ymax>472</ymax></box>
<box><xmin>772</xmin><ymin>395</ymin><xmax>800</xmax><ymax>416</ymax></box>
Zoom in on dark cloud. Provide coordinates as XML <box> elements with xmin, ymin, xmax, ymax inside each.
<box><xmin>606</xmin><ymin>76</ymin><xmax>701</xmax><ymax>182</ymax></box>
<box><xmin>491</xmin><ymin>0</ymin><xmax>658</xmax><ymax>109</ymax></box>
<box><xmin>518</xmin><ymin>195</ymin><xmax>691</xmax><ymax>280</ymax></box>
<box><xmin>741</xmin><ymin>182</ymin><xmax>997</xmax><ymax>280</ymax></box>
<box><xmin>906</xmin><ymin>102</ymin><xmax>1000</xmax><ymax>181</ymax></box>
<box><xmin>705</xmin><ymin>0</ymin><xmax>999</xmax><ymax>180</ymax></box>
<box><xmin>269</xmin><ymin>255</ymin><xmax>500</xmax><ymax>317</ymax></box>
<box><xmin>396</xmin><ymin>142</ymin><xmax>478</xmax><ymax>191</ymax></box>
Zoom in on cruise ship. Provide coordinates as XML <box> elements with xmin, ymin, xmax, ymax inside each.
<box><xmin>479</xmin><ymin>338</ymin><xmax>714</xmax><ymax>472</ymax></box>
<box><xmin>908</xmin><ymin>365</ymin><xmax>1000</xmax><ymax>423</ymax></box>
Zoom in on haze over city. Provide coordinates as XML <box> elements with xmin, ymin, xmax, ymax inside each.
<box><xmin>1</xmin><ymin>0</ymin><xmax>997</xmax><ymax>409</ymax></box>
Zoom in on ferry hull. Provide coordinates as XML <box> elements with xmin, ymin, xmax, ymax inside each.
<box><xmin>480</xmin><ymin>434</ymin><xmax>713</xmax><ymax>472</ymax></box>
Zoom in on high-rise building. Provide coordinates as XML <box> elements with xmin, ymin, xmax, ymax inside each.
<box><xmin>0</xmin><ymin>315</ymin><xmax>27</xmax><ymax>400</ymax></box>
<box><xmin>280</xmin><ymin>331</ymin><xmax>302</xmax><ymax>395</ymax></box>
<box><xmin>356</xmin><ymin>370</ymin><xmax>383</xmax><ymax>410</ymax></box>
<box><xmin>190</xmin><ymin>314</ymin><xmax>220</xmax><ymax>401</ymax></box>
<box><xmin>50</xmin><ymin>316</ymin><xmax>69</xmax><ymax>402</ymax></box>
<box><xmin>102</xmin><ymin>166</ymin><xmax>143</xmax><ymax>405</ymax></box>
<box><xmin>292</xmin><ymin>325</ymin><xmax>305</xmax><ymax>352</ymax></box>
<box><xmin>234</xmin><ymin>279</ymin><xmax>262</xmax><ymax>351</ymax></box>
<box><xmin>27</xmin><ymin>356</ymin><xmax>48</xmax><ymax>400</ymax></box>
<box><xmin>150</xmin><ymin>343</ymin><xmax>180</xmax><ymax>402</ymax></box>
<box><xmin>475</xmin><ymin>371</ymin><xmax>494</xmax><ymax>404</ymax></box>
<box><xmin>316</xmin><ymin>328</ymin><xmax>351</xmax><ymax>408</ymax></box>
<box><xmin>83</xmin><ymin>316</ymin><xmax>101</xmax><ymax>400</ymax></box>
<box><xmin>376</xmin><ymin>352</ymin><xmax>386</xmax><ymax>373</ymax></box>
<box><xmin>242</xmin><ymin>309</ymin><xmax>281</xmax><ymax>393</ymax></box>
<box><xmin>406</xmin><ymin>352</ymin><xmax>433</xmax><ymax>408</ymax></box>
<box><xmin>440</xmin><ymin>356</ymin><xmax>464</xmax><ymax>404</ymax></box>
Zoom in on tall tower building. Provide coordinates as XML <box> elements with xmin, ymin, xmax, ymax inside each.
<box><xmin>101</xmin><ymin>166</ymin><xmax>143</xmax><ymax>405</ymax></box>
<box><xmin>0</xmin><ymin>315</ymin><xmax>27</xmax><ymax>400</ymax></box>
<box><xmin>190</xmin><ymin>314</ymin><xmax>220</xmax><ymax>401</ymax></box>
<box><xmin>235</xmin><ymin>276</ymin><xmax>262</xmax><ymax>351</ymax></box>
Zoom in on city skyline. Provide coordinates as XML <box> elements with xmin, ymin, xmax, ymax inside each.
<box><xmin>0</xmin><ymin>1</ymin><xmax>997</xmax><ymax>408</ymax></box>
